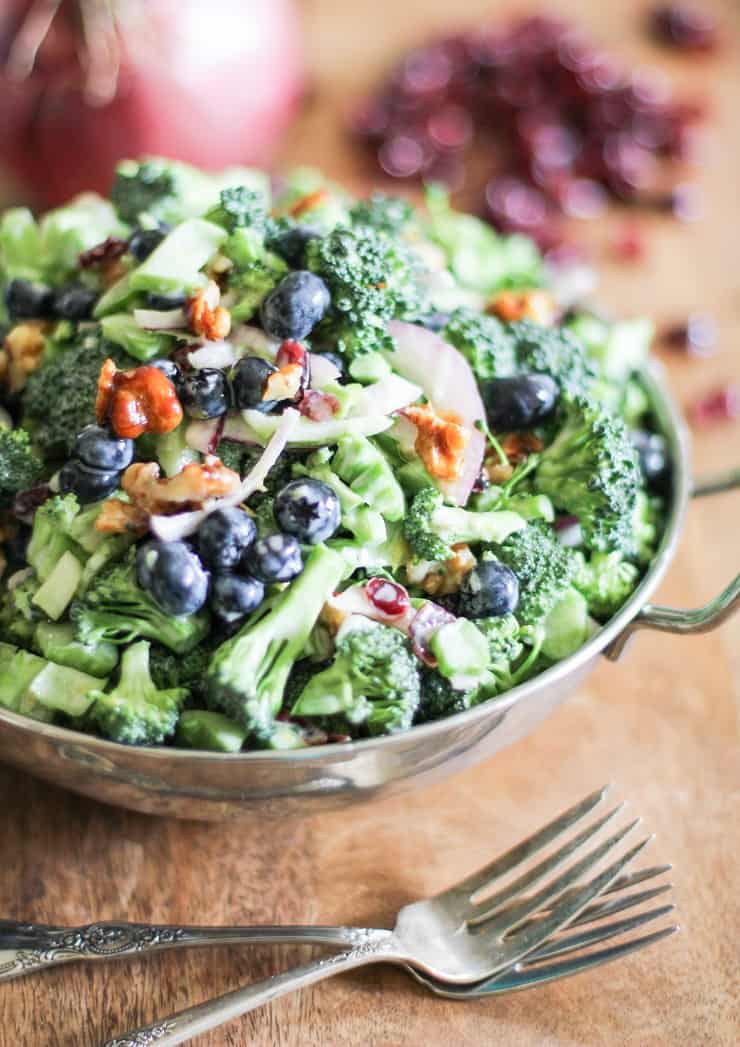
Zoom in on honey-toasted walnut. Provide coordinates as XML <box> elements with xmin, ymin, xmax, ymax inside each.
<box><xmin>187</xmin><ymin>280</ymin><xmax>231</xmax><ymax>341</ymax></box>
<box><xmin>95</xmin><ymin>499</ymin><xmax>149</xmax><ymax>536</ymax></box>
<box><xmin>96</xmin><ymin>359</ymin><xmax>183</xmax><ymax>439</ymax></box>
<box><xmin>121</xmin><ymin>456</ymin><xmax>241</xmax><ymax>516</ymax></box>
<box><xmin>402</xmin><ymin>403</ymin><xmax>470</xmax><ymax>482</ymax></box>
<box><xmin>1</xmin><ymin>322</ymin><xmax>48</xmax><ymax>394</ymax></box>
<box><xmin>488</xmin><ymin>289</ymin><xmax>557</xmax><ymax>326</ymax></box>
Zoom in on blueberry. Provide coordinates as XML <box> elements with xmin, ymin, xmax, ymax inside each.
<box><xmin>129</xmin><ymin>227</ymin><xmax>167</xmax><ymax>262</ymax></box>
<box><xmin>4</xmin><ymin>279</ymin><xmax>53</xmax><ymax>320</ymax></box>
<box><xmin>260</xmin><ymin>271</ymin><xmax>330</xmax><ymax>341</ymax></box>
<box><xmin>274</xmin><ymin>479</ymin><xmax>341</xmax><ymax>544</ymax></box>
<box><xmin>144</xmin><ymin>290</ymin><xmax>187</xmax><ymax>310</ymax></box>
<box><xmin>135</xmin><ymin>540</ymin><xmax>161</xmax><ymax>591</ymax></box>
<box><xmin>58</xmin><ymin>460</ymin><xmax>120</xmax><ymax>504</ymax></box>
<box><xmin>75</xmin><ymin>425</ymin><xmax>134</xmax><ymax>472</ymax></box>
<box><xmin>52</xmin><ymin>284</ymin><xmax>98</xmax><ymax>320</ymax></box>
<box><xmin>180</xmin><ymin>369</ymin><xmax>230</xmax><ymax>419</ymax></box>
<box><xmin>631</xmin><ymin>430</ymin><xmax>670</xmax><ymax>491</ymax></box>
<box><xmin>269</xmin><ymin>223</ymin><xmax>322</xmax><ymax>268</ymax></box>
<box><xmin>246</xmin><ymin>533</ymin><xmax>303</xmax><ymax>583</ymax></box>
<box><xmin>231</xmin><ymin>356</ymin><xmax>279</xmax><ymax>412</ymax></box>
<box><xmin>141</xmin><ymin>540</ymin><xmax>209</xmax><ymax>616</ymax></box>
<box><xmin>482</xmin><ymin>374</ymin><xmax>559</xmax><ymax>431</ymax></box>
<box><xmin>198</xmin><ymin>507</ymin><xmax>257</xmax><ymax>570</ymax></box>
<box><xmin>421</xmin><ymin>312</ymin><xmax>451</xmax><ymax>333</ymax></box>
<box><xmin>150</xmin><ymin>358</ymin><xmax>184</xmax><ymax>394</ymax></box>
<box><xmin>458</xmin><ymin>560</ymin><xmax>519</xmax><ymax>618</ymax></box>
<box><xmin>210</xmin><ymin>573</ymin><xmax>265</xmax><ymax>623</ymax></box>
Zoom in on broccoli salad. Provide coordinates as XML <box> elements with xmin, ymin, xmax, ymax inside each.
<box><xmin>0</xmin><ymin>158</ymin><xmax>668</xmax><ymax>752</ymax></box>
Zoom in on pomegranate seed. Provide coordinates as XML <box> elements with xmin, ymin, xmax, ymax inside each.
<box><xmin>651</xmin><ymin>5</ymin><xmax>718</xmax><ymax>53</ymax></box>
<box><xmin>365</xmin><ymin>577</ymin><xmax>411</xmax><ymax>618</ymax></box>
<box><xmin>690</xmin><ymin>385</ymin><xmax>740</xmax><ymax>426</ymax></box>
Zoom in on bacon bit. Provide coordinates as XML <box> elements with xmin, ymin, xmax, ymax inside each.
<box><xmin>95</xmin><ymin>499</ymin><xmax>149</xmax><ymax>536</ymax></box>
<box><xmin>488</xmin><ymin>289</ymin><xmax>557</xmax><ymax>325</ymax></box>
<box><xmin>1</xmin><ymin>322</ymin><xmax>49</xmax><ymax>393</ymax></box>
<box><xmin>419</xmin><ymin>544</ymin><xmax>476</xmax><ymax>597</ymax></box>
<box><xmin>501</xmin><ymin>431</ymin><xmax>544</xmax><ymax>464</ymax></box>
<box><xmin>121</xmin><ymin>456</ymin><xmax>241</xmax><ymax>516</ymax></box>
<box><xmin>79</xmin><ymin>237</ymin><xmax>128</xmax><ymax>269</ymax></box>
<box><xmin>97</xmin><ymin>359</ymin><xmax>183</xmax><ymax>439</ymax></box>
<box><xmin>187</xmin><ymin>280</ymin><xmax>232</xmax><ymax>341</ymax></box>
<box><xmin>289</xmin><ymin>188</ymin><xmax>329</xmax><ymax>218</ymax></box>
<box><xmin>298</xmin><ymin>389</ymin><xmax>340</xmax><ymax>421</ymax></box>
<box><xmin>401</xmin><ymin>403</ymin><xmax>469</xmax><ymax>482</ymax></box>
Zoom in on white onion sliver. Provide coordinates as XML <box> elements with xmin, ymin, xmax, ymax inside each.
<box><xmin>230</xmin><ymin>324</ymin><xmax>279</xmax><ymax>359</ymax></box>
<box><xmin>150</xmin><ymin>508</ymin><xmax>208</xmax><ymax>542</ymax></box>
<box><xmin>221</xmin><ymin>413</ymin><xmax>261</xmax><ymax>445</ymax></box>
<box><xmin>355</xmin><ymin>374</ymin><xmax>422</xmax><ymax>416</ymax></box>
<box><xmin>185</xmin><ymin>419</ymin><xmax>220</xmax><ymax>454</ymax></box>
<box><xmin>309</xmin><ymin>352</ymin><xmax>341</xmax><ymax>389</ymax></box>
<box><xmin>133</xmin><ymin>308</ymin><xmax>187</xmax><ymax>330</ymax></box>
<box><xmin>187</xmin><ymin>341</ymin><xmax>237</xmax><ymax>370</ymax></box>
<box><xmin>223</xmin><ymin>408</ymin><xmax>300</xmax><ymax>507</ymax></box>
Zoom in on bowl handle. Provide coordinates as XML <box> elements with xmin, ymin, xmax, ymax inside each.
<box><xmin>605</xmin><ymin>468</ymin><xmax>740</xmax><ymax>661</ymax></box>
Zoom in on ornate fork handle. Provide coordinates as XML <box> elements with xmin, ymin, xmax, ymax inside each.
<box><xmin>0</xmin><ymin>921</ymin><xmax>365</xmax><ymax>982</ymax></box>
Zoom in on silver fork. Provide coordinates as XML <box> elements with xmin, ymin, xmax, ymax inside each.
<box><xmin>101</xmin><ymin>787</ymin><xmax>671</xmax><ymax>1047</ymax></box>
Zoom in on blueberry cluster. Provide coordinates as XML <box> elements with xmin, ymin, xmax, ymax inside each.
<box><xmin>4</xmin><ymin>278</ymin><xmax>97</xmax><ymax>322</ymax></box>
<box><xmin>59</xmin><ymin>425</ymin><xmax>134</xmax><ymax>504</ymax></box>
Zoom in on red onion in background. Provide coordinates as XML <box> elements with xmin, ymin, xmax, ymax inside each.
<box><xmin>0</xmin><ymin>0</ymin><xmax>305</xmax><ymax>207</ymax></box>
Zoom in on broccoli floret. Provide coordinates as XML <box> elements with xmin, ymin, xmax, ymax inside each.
<box><xmin>633</xmin><ymin>491</ymin><xmax>663</xmax><ymax>565</ymax></box>
<box><xmin>224</xmin><ymin>223</ymin><xmax>288</xmax><ymax>323</ymax></box>
<box><xmin>404</xmin><ymin>487</ymin><xmax>525</xmax><ymax>562</ymax></box>
<box><xmin>110</xmin><ymin>160</ymin><xmax>175</xmax><ymax>225</ymax></box>
<box><xmin>214</xmin><ymin>439</ymin><xmax>251</xmax><ymax>477</ymax></box>
<box><xmin>26</xmin><ymin>493</ymin><xmax>81</xmax><ymax>581</ymax></box>
<box><xmin>149</xmin><ymin>642</ymin><xmax>213</xmax><ymax>705</ymax></box>
<box><xmin>536</xmin><ymin>397</ymin><xmax>642</xmax><ymax>556</ymax></box>
<box><xmin>0</xmin><ymin>572</ymin><xmax>42</xmax><ymax>647</ymax></box>
<box><xmin>509</xmin><ymin>321</ymin><xmax>596</xmax><ymax>399</ymax></box>
<box><xmin>70</xmin><ymin>550</ymin><xmax>210</xmax><ymax>654</ymax></box>
<box><xmin>306</xmin><ymin>225</ymin><xmax>423</xmax><ymax>358</ymax></box>
<box><xmin>88</xmin><ymin>640</ymin><xmax>188</xmax><ymax>745</ymax></box>
<box><xmin>442</xmin><ymin>308</ymin><xmax>517</xmax><ymax>381</ymax></box>
<box><xmin>206</xmin><ymin>545</ymin><xmax>346</xmax><ymax>743</ymax></box>
<box><xmin>573</xmin><ymin>551</ymin><xmax>640</xmax><ymax>621</ymax></box>
<box><xmin>415</xmin><ymin>665</ymin><xmax>474</xmax><ymax>724</ymax></box>
<box><xmin>291</xmin><ymin>623</ymin><xmax>421</xmax><ymax>736</ymax></box>
<box><xmin>493</xmin><ymin>523</ymin><xmax>578</xmax><ymax>626</ymax></box>
<box><xmin>22</xmin><ymin>328</ymin><xmax>136</xmax><ymax>456</ymax></box>
<box><xmin>349</xmin><ymin>194</ymin><xmax>416</xmax><ymax>236</ymax></box>
<box><xmin>0</xmin><ymin>427</ymin><xmax>43</xmax><ymax>507</ymax></box>
<box><xmin>474</xmin><ymin>614</ymin><xmax>523</xmax><ymax>679</ymax></box>
<box><xmin>205</xmin><ymin>186</ymin><xmax>268</xmax><ymax>234</ymax></box>
<box><xmin>332</xmin><ymin>434</ymin><xmax>406</xmax><ymax>522</ymax></box>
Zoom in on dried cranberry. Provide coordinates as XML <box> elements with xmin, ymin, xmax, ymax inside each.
<box><xmin>690</xmin><ymin>385</ymin><xmax>740</xmax><ymax>426</ymax></box>
<box><xmin>78</xmin><ymin>237</ymin><xmax>128</xmax><ymax>269</ymax></box>
<box><xmin>12</xmin><ymin>483</ymin><xmax>52</xmax><ymax>524</ymax></box>
<box><xmin>365</xmin><ymin>577</ymin><xmax>411</xmax><ymax>619</ymax></box>
<box><xmin>651</xmin><ymin>5</ymin><xmax>718</xmax><ymax>53</ymax></box>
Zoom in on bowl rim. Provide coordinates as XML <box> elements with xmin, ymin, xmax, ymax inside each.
<box><xmin>0</xmin><ymin>360</ymin><xmax>691</xmax><ymax>763</ymax></box>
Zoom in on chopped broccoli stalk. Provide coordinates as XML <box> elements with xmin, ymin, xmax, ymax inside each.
<box><xmin>568</xmin><ymin>314</ymin><xmax>653</xmax><ymax>385</ymax></box>
<box><xmin>176</xmin><ymin>710</ymin><xmax>247</xmax><ymax>753</ymax></box>
<box><xmin>443</xmin><ymin>308</ymin><xmax>517</xmax><ymax>380</ymax></box>
<box><xmin>0</xmin><ymin>427</ymin><xmax>43</xmax><ymax>507</ymax></box>
<box><xmin>32</xmin><ymin>550</ymin><xmax>83</xmax><ymax>620</ymax></box>
<box><xmin>573</xmin><ymin>551</ymin><xmax>641</xmax><ymax>621</ymax></box>
<box><xmin>429</xmin><ymin>619</ymin><xmax>490</xmax><ymax>686</ymax></box>
<box><xmin>88</xmin><ymin>640</ymin><xmax>188</xmax><ymax>745</ymax></box>
<box><xmin>536</xmin><ymin>397</ymin><xmax>642</xmax><ymax>555</ymax></box>
<box><xmin>404</xmin><ymin>486</ymin><xmax>525</xmax><ymax>562</ymax></box>
<box><xmin>129</xmin><ymin>218</ymin><xmax>227</xmax><ymax>295</ymax></box>
<box><xmin>27</xmin><ymin>661</ymin><xmax>106</xmax><ymax>718</ymax></box>
<box><xmin>70</xmin><ymin>551</ymin><xmax>210</xmax><ymax>653</ymax></box>
<box><xmin>100</xmin><ymin>314</ymin><xmax>177</xmax><ymax>362</ymax></box>
<box><xmin>291</xmin><ymin>623</ymin><xmax>421</xmax><ymax>735</ymax></box>
<box><xmin>415</xmin><ymin>666</ymin><xmax>475</xmax><ymax>724</ymax></box>
<box><xmin>294</xmin><ymin>448</ymin><xmax>387</xmax><ymax>544</ymax></box>
<box><xmin>35</xmin><ymin>621</ymin><xmax>119</xmax><ymax>677</ymax></box>
<box><xmin>207</xmin><ymin>545</ymin><xmax>346</xmax><ymax>743</ymax></box>
<box><xmin>0</xmin><ymin>645</ymin><xmax>46</xmax><ymax>712</ymax></box>
<box><xmin>205</xmin><ymin>186</ymin><xmax>268</xmax><ymax>233</ymax></box>
<box><xmin>227</xmin><ymin>237</ymin><xmax>288</xmax><ymax>323</ymax></box>
<box><xmin>509</xmin><ymin>321</ymin><xmax>597</xmax><ymax>399</ymax></box>
<box><xmin>348</xmin><ymin>353</ymin><xmax>392</xmax><ymax>384</ymax></box>
<box><xmin>633</xmin><ymin>491</ymin><xmax>663</xmax><ymax>565</ymax></box>
<box><xmin>241</xmin><ymin>409</ymin><xmax>392</xmax><ymax>446</ymax></box>
<box><xmin>306</xmin><ymin>225</ymin><xmax>423</xmax><ymax>359</ymax></box>
<box><xmin>26</xmin><ymin>493</ymin><xmax>81</xmax><ymax>582</ymax></box>
<box><xmin>470</xmin><ymin>485</ymin><xmax>554</xmax><ymax>523</ymax></box>
<box><xmin>149</xmin><ymin>643</ymin><xmax>214</xmax><ymax>705</ymax></box>
<box><xmin>0</xmin><ymin>208</ymin><xmax>43</xmax><ymax>282</ymax></box>
<box><xmin>349</xmin><ymin>194</ymin><xmax>416</xmax><ymax>235</ymax></box>
<box><xmin>93</xmin><ymin>270</ymin><xmax>136</xmax><ymax>318</ymax></box>
<box><xmin>332</xmin><ymin>434</ymin><xmax>406</xmax><ymax>522</ymax></box>
<box><xmin>493</xmin><ymin>523</ymin><xmax>578</xmax><ymax>626</ymax></box>
<box><xmin>0</xmin><ymin>572</ymin><xmax>43</xmax><ymax>647</ymax></box>
<box><xmin>540</xmin><ymin>588</ymin><xmax>591</xmax><ymax>661</ymax></box>
<box><xmin>154</xmin><ymin>424</ymin><xmax>199</xmax><ymax>478</ymax></box>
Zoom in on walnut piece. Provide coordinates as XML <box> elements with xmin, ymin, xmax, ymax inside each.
<box><xmin>121</xmin><ymin>456</ymin><xmax>241</xmax><ymax>516</ymax></box>
<box><xmin>96</xmin><ymin>359</ymin><xmax>183</xmax><ymax>439</ymax></box>
<box><xmin>488</xmin><ymin>289</ymin><xmax>557</xmax><ymax>325</ymax></box>
<box><xmin>401</xmin><ymin>404</ymin><xmax>469</xmax><ymax>482</ymax></box>
<box><xmin>420</xmin><ymin>543</ymin><xmax>476</xmax><ymax>596</ymax></box>
<box><xmin>95</xmin><ymin>499</ymin><xmax>149</xmax><ymax>536</ymax></box>
<box><xmin>187</xmin><ymin>280</ymin><xmax>231</xmax><ymax>341</ymax></box>
<box><xmin>1</xmin><ymin>322</ymin><xmax>48</xmax><ymax>394</ymax></box>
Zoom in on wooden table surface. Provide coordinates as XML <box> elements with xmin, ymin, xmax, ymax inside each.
<box><xmin>2</xmin><ymin>1</ymin><xmax>739</xmax><ymax>1044</ymax></box>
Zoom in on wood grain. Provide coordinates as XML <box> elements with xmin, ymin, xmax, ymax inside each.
<box><xmin>1</xmin><ymin>1</ymin><xmax>739</xmax><ymax>1044</ymax></box>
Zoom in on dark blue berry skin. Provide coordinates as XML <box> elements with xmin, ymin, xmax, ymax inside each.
<box><xmin>274</xmin><ymin>479</ymin><xmax>341</xmax><ymax>544</ymax></box>
<box><xmin>129</xmin><ymin>227</ymin><xmax>167</xmax><ymax>262</ymax></box>
<box><xmin>210</xmin><ymin>573</ymin><xmax>265</xmax><ymax>624</ymax></box>
<box><xmin>4</xmin><ymin>279</ymin><xmax>53</xmax><ymax>320</ymax></box>
<box><xmin>52</xmin><ymin>284</ymin><xmax>98</xmax><ymax>320</ymax></box>
<box><xmin>144</xmin><ymin>290</ymin><xmax>187</xmax><ymax>310</ymax></box>
<box><xmin>631</xmin><ymin>430</ymin><xmax>670</xmax><ymax>491</ymax></box>
<box><xmin>458</xmin><ymin>560</ymin><xmax>520</xmax><ymax>618</ymax></box>
<box><xmin>260</xmin><ymin>271</ymin><xmax>331</xmax><ymax>341</ymax></box>
<box><xmin>135</xmin><ymin>540</ymin><xmax>161</xmax><ymax>591</ymax></box>
<box><xmin>246</xmin><ymin>533</ymin><xmax>303</xmax><ymax>583</ymax></box>
<box><xmin>141</xmin><ymin>540</ymin><xmax>209</xmax><ymax>616</ymax></box>
<box><xmin>269</xmin><ymin>224</ymin><xmax>322</xmax><ymax>268</ymax></box>
<box><xmin>75</xmin><ymin>425</ymin><xmax>134</xmax><ymax>472</ymax></box>
<box><xmin>198</xmin><ymin>508</ymin><xmax>257</xmax><ymax>571</ymax></box>
<box><xmin>180</xmin><ymin>369</ymin><xmax>230</xmax><ymax>419</ymax></box>
<box><xmin>482</xmin><ymin>374</ymin><xmax>559</xmax><ymax>432</ymax></box>
<box><xmin>231</xmin><ymin>356</ymin><xmax>279</xmax><ymax>412</ymax></box>
<box><xmin>58</xmin><ymin>460</ymin><xmax>120</xmax><ymax>504</ymax></box>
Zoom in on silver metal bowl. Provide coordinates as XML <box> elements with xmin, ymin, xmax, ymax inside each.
<box><xmin>0</xmin><ymin>364</ymin><xmax>738</xmax><ymax>820</ymax></box>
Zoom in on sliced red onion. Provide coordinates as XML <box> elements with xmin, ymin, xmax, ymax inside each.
<box><xmin>387</xmin><ymin>320</ymin><xmax>486</xmax><ymax>505</ymax></box>
<box><xmin>409</xmin><ymin>601</ymin><xmax>456</xmax><ymax>666</ymax></box>
<box><xmin>133</xmin><ymin>308</ymin><xmax>188</xmax><ymax>330</ymax></box>
<box><xmin>554</xmin><ymin>516</ymin><xmax>583</xmax><ymax>547</ymax></box>
<box><xmin>187</xmin><ymin>341</ymin><xmax>237</xmax><ymax>370</ymax></box>
<box><xmin>185</xmin><ymin>419</ymin><xmax>222</xmax><ymax>454</ymax></box>
<box><xmin>309</xmin><ymin>353</ymin><xmax>341</xmax><ymax>389</ymax></box>
<box><xmin>355</xmin><ymin>373</ymin><xmax>422</xmax><ymax>416</ymax></box>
